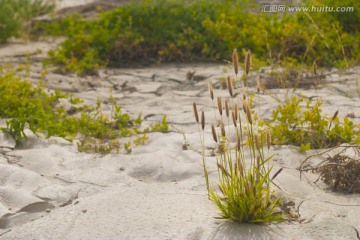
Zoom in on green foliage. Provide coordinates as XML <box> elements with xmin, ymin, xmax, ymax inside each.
<box><xmin>267</xmin><ymin>96</ymin><xmax>360</xmax><ymax>150</ymax></box>
<box><xmin>0</xmin><ymin>69</ymin><xmax>166</xmax><ymax>154</ymax></box>
<box><xmin>40</xmin><ymin>0</ymin><xmax>360</xmax><ymax>75</ymax></box>
<box><xmin>151</xmin><ymin>115</ymin><xmax>169</xmax><ymax>133</ymax></box>
<box><xmin>0</xmin><ymin>0</ymin><xmax>54</xmax><ymax>42</ymax></box>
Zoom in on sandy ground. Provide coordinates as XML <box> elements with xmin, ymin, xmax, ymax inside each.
<box><xmin>0</xmin><ymin>2</ymin><xmax>360</xmax><ymax>238</ymax></box>
<box><xmin>0</xmin><ymin>38</ymin><xmax>360</xmax><ymax>240</ymax></box>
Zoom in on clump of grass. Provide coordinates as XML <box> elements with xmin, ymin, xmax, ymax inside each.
<box><xmin>193</xmin><ymin>54</ymin><xmax>286</xmax><ymax>223</ymax></box>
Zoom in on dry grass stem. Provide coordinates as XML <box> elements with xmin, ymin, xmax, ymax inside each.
<box><xmin>313</xmin><ymin>60</ymin><xmax>317</xmax><ymax>75</ymax></box>
<box><xmin>193</xmin><ymin>102</ymin><xmax>199</xmax><ymax>123</ymax></box>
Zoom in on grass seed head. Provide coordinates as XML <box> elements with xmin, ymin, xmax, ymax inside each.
<box><xmin>236</xmin><ymin>135</ymin><xmax>241</xmax><ymax>151</ymax></box>
<box><xmin>245</xmin><ymin>50</ymin><xmax>251</xmax><ymax>75</ymax></box>
<box><xmin>256</xmin><ymin>76</ymin><xmax>261</xmax><ymax>93</ymax></box>
<box><xmin>266</xmin><ymin>131</ymin><xmax>271</xmax><ymax>150</ymax></box>
<box><xmin>211</xmin><ymin>124</ymin><xmax>218</xmax><ymax>143</ymax></box>
<box><xmin>193</xmin><ymin>102</ymin><xmax>199</xmax><ymax>123</ymax></box>
<box><xmin>331</xmin><ymin>110</ymin><xmax>339</xmax><ymax>122</ymax></box>
<box><xmin>225</xmin><ymin>100</ymin><xmax>230</xmax><ymax>118</ymax></box>
<box><xmin>234</xmin><ymin>104</ymin><xmax>238</xmax><ymax>121</ymax></box>
<box><xmin>217</xmin><ymin>96</ymin><xmax>223</xmax><ymax>116</ymax></box>
<box><xmin>232</xmin><ymin>111</ymin><xmax>237</xmax><ymax>127</ymax></box>
<box><xmin>201</xmin><ymin>111</ymin><xmax>205</xmax><ymax>130</ymax></box>
<box><xmin>227</xmin><ymin>76</ymin><xmax>234</xmax><ymax>97</ymax></box>
<box><xmin>254</xmin><ymin>134</ymin><xmax>260</xmax><ymax>150</ymax></box>
<box><xmin>209</xmin><ymin>81</ymin><xmax>214</xmax><ymax>100</ymax></box>
<box><xmin>220</xmin><ymin>120</ymin><xmax>226</xmax><ymax>137</ymax></box>
<box><xmin>245</xmin><ymin>104</ymin><xmax>252</xmax><ymax>125</ymax></box>
<box><xmin>233</xmin><ymin>49</ymin><xmax>239</xmax><ymax>75</ymax></box>
<box><xmin>242</xmin><ymin>100</ymin><xmax>247</xmax><ymax>114</ymax></box>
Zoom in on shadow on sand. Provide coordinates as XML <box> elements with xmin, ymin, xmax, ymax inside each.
<box><xmin>207</xmin><ymin>221</ymin><xmax>273</xmax><ymax>240</ymax></box>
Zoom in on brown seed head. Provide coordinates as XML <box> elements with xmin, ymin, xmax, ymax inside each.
<box><xmin>271</xmin><ymin>168</ymin><xmax>283</xmax><ymax>180</ymax></box>
<box><xmin>220</xmin><ymin>121</ymin><xmax>226</xmax><ymax>137</ymax></box>
<box><xmin>245</xmin><ymin>104</ymin><xmax>252</xmax><ymax>125</ymax></box>
<box><xmin>313</xmin><ymin>60</ymin><xmax>317</xmax><ymax>76</ymax></box>
<box><xmin>331</xmin><ymin>110</ymin><xmax>339</xmax><ymax>122</ymax></box>
<box><xmin>209</xmin><ymin>81</ymin><xmax>214</xmax><ymax>100</ymax></box>
<box><xmin>232</xmin><ymin>111</ymin><xmax>237</xmax><ymax>127</ymax></box>
<box><xmin>242</xmin><ymin>100</ymin><xmax>247</xmax><ymax>114</ymax></box>
<box><xmin>256</xmin><ymin>76</ymin><xmax>261</xmax><ymax>94</ymax></box>
<box><xmin>234</xmin><ymin>104</ymin><xmax>238</xmax><ymax>121</ymax></box>
<box><xmin>233</xmin><ymin>49</ymin><xmax>239</xmax><ymax>75</ymax></box>
<box><xmin>245</xmin><ymin>50</ymin><xmax>251</xmax><ymax>75</ymax></box>
<box><xmin>236</xmin><ymin>135</ymin><xmax>241</xmax><ymax>152</ymax></box>
<box><xmin>266</xmin><ymin>131</ymin><xmax>271</xmax><ymax>150</ymax></box>
<box><xmin>256</xmin><ymin>156</ymin><xmax>261</xmax><ymax>169</ymax></box>
<box><xmin>227</xmin><ymin>76</ymin><xmax>234</xmax><ymax>97</ymax></box>
<box><xmin>225</xmin><ymin>100</ymin><xmax>230</xmax><ymax>118</ymax></box>
<box><xmin>217</xmin><ymin>96</ymin><xmax>223</xmax><ymax>116</ymax></box>
<box><xmin>201</xmin><ymin>111</ymin><xmax>205</xmax><ymax>130</ymax></box>
<box><xmin>237</xmin><ymin>156</ymin><xmax>244</xmax><ymax>178</ymax></box>
<box><xmin>211</xmin><ymin>124</ymin><xmax>218</xmax><ymax>143</ymax></box>
<box><xmin>254</xmin><ymin>134</ymin><xmax>260</xmax><ymax>150</ymax></box>
<box><xmin>193</xmin><ymin>102</ymin><xmax>199</xmax><ymax>123</ymax></box>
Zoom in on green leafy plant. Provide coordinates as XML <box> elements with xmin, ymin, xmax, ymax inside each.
<box><xmin>266</xmin><ymin>96</ymin><xmax>360</xmax><ymax>151</ymax></box>
<box><xmin>0</xmin><ymin>68</ymin><xmax>166</xmax><ymax>154</ymax></box>
<box><xmin>151</xmin><ymin>115</ymin><xmax>169</xmax><ymax>133</ymax></box>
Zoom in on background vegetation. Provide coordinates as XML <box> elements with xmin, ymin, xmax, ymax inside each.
<box><xmin>33</xmin><ymin>0</ymin><xmax>360</xmax><ymax>75</ymax></box>
<box><xmin>0</xmin><ymin>0</ymin><xmax>54</xmax><ymax>42</ymax></box>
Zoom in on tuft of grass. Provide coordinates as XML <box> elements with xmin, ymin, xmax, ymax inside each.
<box><xmin>193</xmin><ymin>52</ymin><xmax>287</xmax><ymax>223</ymax></box>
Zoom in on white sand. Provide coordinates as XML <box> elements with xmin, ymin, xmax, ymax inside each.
<box><xmin>1</xmin><ymin>37</ymin><xmax>360</xmax><ymax>239</ymax></box>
